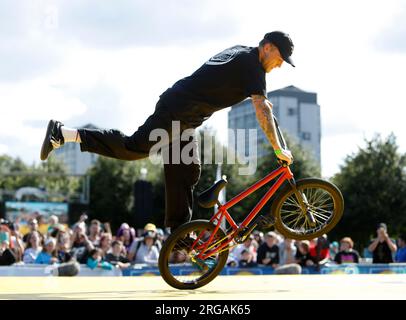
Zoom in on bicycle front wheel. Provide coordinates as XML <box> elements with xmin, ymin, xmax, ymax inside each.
<box><xmin>272</xmin><ymin>178</ymin><xmax>344</xmax><ymax>240</ymax></box>
<box><xmin>158</xmin><ymin>220</ymin><xmax>229</xmax><ymax>290</ymax></box>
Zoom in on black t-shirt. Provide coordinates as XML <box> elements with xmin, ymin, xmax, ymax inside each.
<box><xmin>57</xmin><ymin>250</ymin><xmax>72</xmax><ymax>263</ymax></box>
<box><xmin>105</xmin><ymin>253</ymin><xmax>130</xmax><ymax>265</ymax></box>
<box><xmin>257</xmin><ymin>243</ymin><xmax>279</xmax><ymax>266</ymax></box>
<box><xmin>159</xmin><ymin>45</ymin><xmax>266</xmax><ymax>127</ymax></box>
<box><xmin>372</xmin><ymin>240</ymin><xmax>394</xmax><ymax>263</ymax></box>
<box><xmin>0</xmin><ymin>248</ymin><xmax>16</xmax><ymax>266</ymax></box>
<box><xmin>70</xmin><ymin>241</ymin><xmax>89</xmax><ymax>264</ymax></box>
<box><xmin>238</xmin><ymin>259</ymin><xmax>258</xmax><ymax>268</ymax></box>
<box><xmin>295</xmin><ymin>250</ymin><xmax>316</xmax><ymax>267</ymax></box>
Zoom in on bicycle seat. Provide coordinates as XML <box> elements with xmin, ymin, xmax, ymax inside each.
<box><xmin>197</xmin><ymin>179</ymin><xmax>228</xmax><ymax>208</ymax></box>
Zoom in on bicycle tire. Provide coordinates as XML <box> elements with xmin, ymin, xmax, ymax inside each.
<box><xmin>158</xmin><ymin>219</ymin><xmax>229</xmax><ymax>290</ymax></box>
<box><xmin>272</xmin><ymin>178</ymin><xmax>344</xmax><ymax>240</ymax></box>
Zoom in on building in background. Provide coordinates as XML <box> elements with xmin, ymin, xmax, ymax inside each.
<box><xmin>53</xmin><ymin>123</ymin><xmax>99</xmax><ymax>175</ymax></box>
<box><xmin>228</xmin><ymin>85</ymin><xmax>321</xmax><ymax>164</ymax></box>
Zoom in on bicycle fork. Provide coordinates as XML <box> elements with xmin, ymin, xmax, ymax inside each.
<box><xmin>288</xmin><ymin>178</ymin><xmax>317</xmax><ymax>227</ymax></box>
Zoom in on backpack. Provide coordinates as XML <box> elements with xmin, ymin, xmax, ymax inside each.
<box><xmin>133</xmin><ymin>238</ymin><xmax>160</xmax><ymax>260</ymax></box>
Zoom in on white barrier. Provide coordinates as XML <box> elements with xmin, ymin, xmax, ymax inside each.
<box><xmin>0</xmin><ymin>264</ymin><xmax>122</xmax><ymax>277</ymax></box>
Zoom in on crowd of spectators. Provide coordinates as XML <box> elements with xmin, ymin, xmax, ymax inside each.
<box><xmin>225</xmin><ymin>222</ymin><xmax>406</xmax><ymax>273</ymax></box>
<box><xmin>0</xmin><ymin>214</ymin><xmax>168</xmax><ymax>271</ymax></box>
<box><xmin>1</xmin><ymin>214</ymin><xmax>406</xmax><ymax>273</ymax></box>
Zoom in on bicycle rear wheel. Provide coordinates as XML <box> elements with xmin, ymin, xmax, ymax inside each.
<box><xmin>158</xmin><ymin>220</ymin><xmax>229</xmax><ymax>290</ymax></box>
<box><xmin>272</xmin><ymin>178</ymin><xmax>344</xmax><ymax>240</ymax></box>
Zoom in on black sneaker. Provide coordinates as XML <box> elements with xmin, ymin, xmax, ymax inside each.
<box><xmin>40</xmin><ymin>120</ymin><xmax>65</xmax><ymax>161</ymax></box>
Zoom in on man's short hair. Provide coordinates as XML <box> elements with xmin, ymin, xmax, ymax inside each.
<box><xmin>259</xmin><ymin>38</ymin><xmax>271</xmax><ymax>47</ymax></box>
<box><xmin>266</xmin><ymin>231</ymin><xmax>277</xmax><ymax>238</ymax></box>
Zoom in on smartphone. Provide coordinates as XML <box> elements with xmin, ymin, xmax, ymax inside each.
<box><xmin>0</xmin><ymin>231</ymin><xmax>9</xmax><ymax>243</ymax></box>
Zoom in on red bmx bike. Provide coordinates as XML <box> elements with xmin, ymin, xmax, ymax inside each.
<box><xmin>158</xmin><ymin>117</ymin><xmax>344</xmax><ymax>289</ymax></box>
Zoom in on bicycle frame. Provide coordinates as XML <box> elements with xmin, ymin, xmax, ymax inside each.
<box><xmin>193</xmin><ymin>164</ymin><xmax>294</xmax><ymax>260</ymax></box>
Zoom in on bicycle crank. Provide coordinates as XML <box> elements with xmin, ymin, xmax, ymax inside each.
<box><xmin>190</xmin><ymin>256</ymin><xmax>210</xmax><ymax>272</ymax></box>
<box><xmin>235</xmin><ymin>215</ymin><xmax>276</xmax><ymax>243</ymax></box>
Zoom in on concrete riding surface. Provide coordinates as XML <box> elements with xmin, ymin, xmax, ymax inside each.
<box><xmin>0</xmin><ymin>274</ymin><xmax>406</xmax><ymax>300</ymax></box>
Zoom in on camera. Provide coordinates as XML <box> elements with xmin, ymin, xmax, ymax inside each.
<box><xmin>0</xmin><ymin>219</ymin><xmax>15</xmax><ymax>231</ymax></box>
<box><xmin>0</xmin><ymin>219</ymin><xmax>10</xmax><ymax>226</ymax></box>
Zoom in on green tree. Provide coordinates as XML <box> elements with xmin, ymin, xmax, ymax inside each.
<box><xmin>0</xmin><ymin>155</ymin><xmax>80</xmax><ymax>202</ymax></box>
<box><xmin>256</xmin><ymin>132</ymin><xmax>321</xmax><ymax>180</ymax></box>
<box><xmin>35</xmin><ymin>156</ymin><xmax>79</xmax><ymax>201</ymax></box>
<box><xmin>87</xmin><ymin>157</ymin><xmax>164</xmax><ymax>231</ymax></box>
<box><xmin>0</xmin><ymin>155</ymin><xmax>27</xmax><ymax>191</ymax></box>
<box><xmin>331</xmin><ymin>134</ymin><xmax>406</xmax><ymax>251</ymax></box>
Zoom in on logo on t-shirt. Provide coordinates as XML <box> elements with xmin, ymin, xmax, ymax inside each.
<box><xmin>340</xmin><ymin>253</ymin><xmax>356</xmax><ymax>263</ymax></box>
<box><xmin>266</xmin><ymin>252</ymin><xmax>277</xmax><ymax>259</ymax></box>
<box><xmin>206</xmin><ymin>47</ymin><xmax>239</xmax><ymax>65</ymax></box>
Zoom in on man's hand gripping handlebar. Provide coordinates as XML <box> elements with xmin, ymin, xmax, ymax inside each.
<box><xmin>275</xmin><ymin>148</ymin><xmax>293</xmax><ymax>166</ymax></box>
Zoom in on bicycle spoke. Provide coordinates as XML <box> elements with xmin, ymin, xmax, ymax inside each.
<box><xmin>290</xmin><ymin>214</ymin><xmax>305</xmax><ymax>229</ymax></box>
<box><xmin>305</xmin><ymin>188</ymin><xmax>316</xmax><ymax>204</ymax></box>
<box><xmin>284</xmin><ymin>196</ymin><xmax>301</xmax><ymax>208</ymax></box>
<box><xmin>314</xmin><ymin>190</ymin><xmax>332</xmax><ymax>206</ymax></box>
<box><xmin>310</xmin><ymin>202</ymin><xmax>334</xmax><ymax>210</ymax></box>
<box><xmin>301</xmin><ymin>216</ymin><xmax>309</xmax><ymax>231</ymax></box>
<box><xmin>309</xmin><ymin>204</ymin><xmax>334</xmax><ymax>216</ymax></box>
<box><xmin>280</xmin><ymin>209</ymin><xmax>302</xmax><ymax>218</ymax></box>
<box><xmin>314</xmin><ymin>195</ymin><xmax>332</xmax><ymax>209</ymax></box>
<box><xmin>310</xmin><ymin>209</ymin><xmax>330</xmax><ymax>220</ymax></box>
<box><xmin>312</xmin><ymin>213</ymin><xmax>328</xmax><ymax>225</ymax></box>
<box><xmin>279</xmin><ymin>185</ymin><xmax>338</xmax><ymax>235</ymax></box>
<box><xmin>313</xmin><ymin>209</ymin><xmax>332</xmax><ymax>219</ymax></box>
<box><xmin>168</xmin><ymin>226</ymin><xmax>226</xmax><ymax>286</ymax></box>
<box><xmin>309</xmin><ymin>189</ymin><xmax>327</xmax><ymax>205</ymax></box>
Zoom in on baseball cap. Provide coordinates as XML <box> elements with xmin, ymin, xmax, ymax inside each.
<box><xmin>144</xmin><ymin>223</ymin><xmax>157</xmax><ymax>232</ymax></box>
<box><xmin>45</xmin><ymin>238</ymin><xmax>56</xmax><ymax>246</ymax></box>
<box><xmin>263</xmin><ymin>31</ymin><xmax>295</xmax><ymax>67</ymax></box>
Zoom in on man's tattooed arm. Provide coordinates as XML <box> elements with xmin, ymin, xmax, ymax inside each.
<box><xmin>251</xmin><ymin>95</ymin><xmax>282</xmax><ymax>150</ymax></box>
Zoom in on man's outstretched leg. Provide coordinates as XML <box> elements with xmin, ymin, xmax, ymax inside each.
<box><xmin>40</xmin><ymin>119</ymin><xmax>142</xmax><ymax>161</ymax></box>
<box><xmin>40</xmin><ymin>101</ymin><xmax>173</xmax><ymax>162</ymax></box>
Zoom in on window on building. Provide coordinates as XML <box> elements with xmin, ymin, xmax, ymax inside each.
<box><xmin>302</xmin><ymin>132</ymin><xmax>311</xmax><ymax>140</ymax></box>
<box><xmin>236</xmin><ymin>117</ymin><xmax>244</xmax><ymax>128</ymax></box>
<box><xmin>287</xmin><ymin>107</ymin><xmax>296</xmax><ymax>116</ymax></box>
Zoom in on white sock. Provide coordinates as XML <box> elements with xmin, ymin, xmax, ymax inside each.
<box><xmin>61</xmin><ymin>127</ymin><xmax>81</xmax><ymax>143</ymax></box>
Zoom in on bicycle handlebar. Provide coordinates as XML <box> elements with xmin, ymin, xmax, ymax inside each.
<box><xmin>272</xmin><ymin>115</ymin><xmax>292</xmax><ymax>166</ymax></box>
<box><xmin>273</xmin><ymin>115</ymin><xmax>289</xmax><ymax>151</ymax></box>
<box><xmin>277</xmin><ymin>159</ymin><xmax>289</xmax><ymax>167</ymax></box>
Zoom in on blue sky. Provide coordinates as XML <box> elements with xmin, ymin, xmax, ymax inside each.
<box><xmin>0</xmin><ymin>0</ymin><xmax>405</xmax><ymax>177</ymax></box>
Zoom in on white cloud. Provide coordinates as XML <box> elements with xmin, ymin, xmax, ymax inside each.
<box><xmin>1</xmin><ymin>0</ymin><xmax>406</xmax><ymax>176</ymax></box>
<box><xmin>40</xmin><ymin>0</ymin><xmax>241</xmax><ymax>48</ymax></box>
<box><xmin>375</xmin><ymin>4</ymin><xmax>406</xmax><ymax>52</ymax></box>
<box><xmin>0</xmin><ymin>143</ymin><xmax>9</xmax><ymax>155</ymax></box>
<box><xmin>0</xmin><ymin>81</ymin><xmax>87</xmax><ymax>150</ymax></box>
